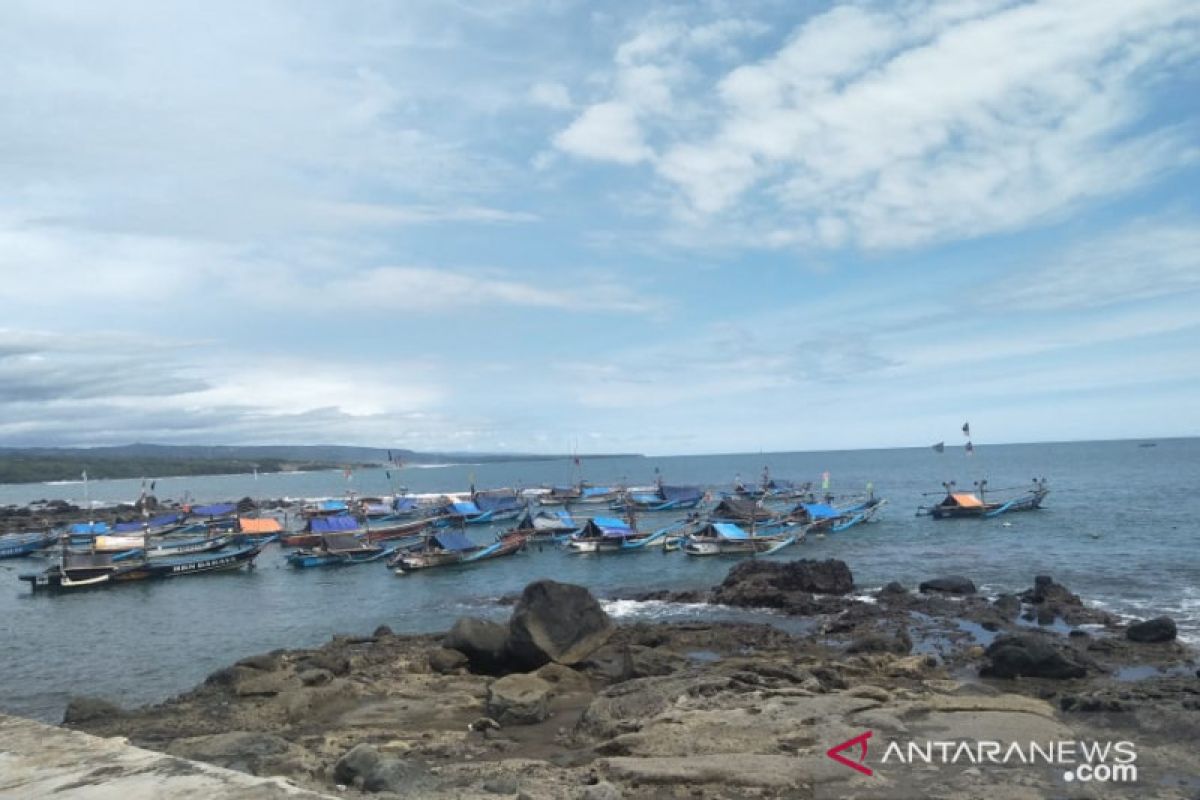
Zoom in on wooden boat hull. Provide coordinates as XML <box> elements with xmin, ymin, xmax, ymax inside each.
<box><xmin>392</xmin><ymin>537</ymin><xmax>523</xmax><ymax>572</ymax></box>
<box><xmin>21</xmin><ymin>545</ymin><xmax>260</xmax><ymax>591</ymax></box>
<box><xmin>0</xmin><ymin>532</ymin><xmax>55</xmax><ymax>559</ymax></box>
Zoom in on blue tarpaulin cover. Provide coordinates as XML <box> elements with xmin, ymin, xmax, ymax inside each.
<box><xmin>589</xmin><ymin>517</ymin><xmax>634</xmax><ymax>538</ymax></box>
<box><xmin>149</xmin><ymin>513</ymin><xmax>182</xmax><ymax>527</ymax></box>
<box><xmin>113</xmin><ymin>521</ymin><xmax>147</xmax><ymax>532</ymax></box>
<box><xmin>802</xmin><ymin>503</ymin><xmax>841</xmax><ymax>520</ymax></box>
<box><xmin>473</xmin><ymin>491</ymin><xmax>520</xmax><ymax>513</ymax></box>
<box><xmin>582</xmin><ymin>486</ymin><xmax>614</xmax><ymax>497</ymax></box>
<box><xmin>432</xmin><ymin>531</ymin><xmax>475</xmax><ymax>551</ymax></box>
<box><xmin>661</xmin><ymin>485</ymin><xmax>703</xmax><ymax>503</ymax></box>
<box><xmin>311</xmin><ymin>515</ymin><xmax>360</xmax><ymax>533</ymax></box>
<box><xmin>68</xmin><ymin>522</ymin><xmax>111</xmax><ymax>535</ymax></box>
<box><xmin>393</xmin><ymin>497</ymin><xmax>419</xmax><ymax>512</ymax></box>
<box><xmin>191</xmin><ymin>503</ymin><xmax>236</xmax><ymax>517</ymax></box>
<box><xmin>711</xmin><ymin>522</ymin><xmax>750</xmax><ymax>540</ymax></box>
<box><xmin>446</xmin><ymin>501</ymin><xmax>482</xmax><ymax>516</ymax></box>
<box><xmin>318</xmin><ymin>500</ymin><xmax>348</xmax><ymax>512</ymax></box>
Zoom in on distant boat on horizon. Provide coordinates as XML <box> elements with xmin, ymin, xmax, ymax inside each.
<box><xmin>1138</xmin><ymin>442</ymin><xmax>1158</xmax><ymax>448</ymax></box>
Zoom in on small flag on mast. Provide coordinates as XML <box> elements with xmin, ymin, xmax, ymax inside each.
<box><xmin>962</xmin><ymin>422</ymin><xmax>971</xmax><ymax>437</ymax></box>
<box><xmin>821</xmin><ymin>471</ymin><xmax>831</xmax><ymax>491</ymax></box>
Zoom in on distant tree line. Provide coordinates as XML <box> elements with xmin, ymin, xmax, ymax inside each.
<box><xmin>0</xmin><ymin>456</ymin><xmax>353</xmax><ymax>485</ymax></box>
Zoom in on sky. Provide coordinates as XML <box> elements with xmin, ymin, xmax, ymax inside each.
<box><xmin>1</xmin><ymin>0</ymin><xmax>1198</xmax><ymax>456</ymax></box>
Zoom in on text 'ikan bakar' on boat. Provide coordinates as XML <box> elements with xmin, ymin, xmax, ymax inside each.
<box><xmin>20</xmin><ymin>538</ymin><xmax>261</xmax><ymax>591</ymax></box>
<box><xmin>917</xmin><ymin>479</ymin><xmax>1049</xmax><ymax>519</ymax></box>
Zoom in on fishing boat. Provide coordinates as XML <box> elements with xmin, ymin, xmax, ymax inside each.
<box><xmin>0</xmin><ymin>530</ymin><xmax>56</xmax><ymax>559</ymax></box>
<box><xmin>681</xmin><ymin>522</ymin><xmax>800</xmax><ymax>557</ymax></box>
<box><xmin>286</xmin><ymin>533</ymin><xmax>393</xmax><ymax>568</ymax></box>
<box><xmin>234</xmin><ymin>516</ymin><xmax>284</xmax><ymax>545</ymax></box>
<box><xmin>21</xmin><ymin>542</ymin><xmax>260</xmax><ymax>591</ymax></box>
<box><xmin>791</xmin><ymin>495</ymin><xmax>888</xmax><ymax>533</ymax></box>
<box><xmin>504</xmin><ymin>507</ymin><xmax>580</xmax><ymax>542</ymax></box>
<box><xmin>917</xmin><ymin>479</ymin><xmax>1049</xmax><ymax>519</ymax></box>
<box><xmin>537</xmin><ymin>482</ymin><xmax>621</xmax><ymax>507</ymax></box>
<box><xmin>470</xmin><ymin>488</ymin><xmax>523</xmax><ymax>522</ymax></box>
<box><xmin>615</xmin><ymin>483</ymin><xmax>704</xmax><ymax>512</ymax></box>
<box><xmin>390</xmin><ymin>530</ymin><xmax>524</xmax><ymax>572</ymax></box>
<box><xmin>709</xmin><ymin>496</ymin><xmax>779</xmax><ymax>525</ymax></box>
<box><xmin>361</xmin><ymin>515</ymin><xmax>430</xmax><ymax>544</ymax></box>
<box><xmin>432</xmin><ymin>498</ymin><xmax>518</xmax><ymax>527</ymax></box>
<box><xmin>282</xmin><ymin>514</ymin><xmax>361</xmax><ymax>548</ymax></box>
<box><xmin>300</xmin><ymin>499</ymin><xmax>350</xmax><ymax>518</ymax></box>
<box><xmin>93</xmin><ymin>532</ymin><xmax>234</xmax><ymax>557</ymax></box>
<box><xmin>110</xmin><ymin>512</ymin><xmax>189</xmax><ymax>537</ymax></box>
<box><xmin>564</xmin><ymin>516</ymin><xmax>684</xmax><ymax>554</ymax></box>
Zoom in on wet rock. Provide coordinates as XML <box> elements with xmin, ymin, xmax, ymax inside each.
<box><xmin>62</xmin><ymin>696</ymin><xmax>124</xmax><ymax>725</ymax></box>
<box><xmin>918</xmin><ymin>576</ymin><xmax>976</xmax><ymax>595</ymax></box>
<box><xmin>879</xmin><ymin>581</ymin><xmax>907</xmax><ymax>595</ymax></box>
<box><xmin>445</xmin><ymin>617</ymin><xmax>511</xmax><ymax>673</ymax></box>
<box><xmin>166</xmin><ymin>731</ymin><xmax>317</xmax><ymax>777</ymax></box>
<box><xmin>981</xmin><ymin>634</ymin><xmax>1087</xmax><ymax>679</ymax></box>
<box><xmin>1036</xmin><ymin>606</ymin><xmax>1056</xmax><ymax>626</ymax></box>
<box><xmin>373</xmin><ymin>624</ymin><xmax>394</xmax><ymax>638</ymax></box>
<box><xmin>506</xmin><ymin>580</ymin><xmax>615</xmax><ymax>668</ymax></box>
<box><xmin>1126</xmin><ymin>616</ymin><xmax>1177</xmax><ymax>643</ymax></box>
<box><xmin>1021</xmin><ymin>575</ymin><xmax>1082</xmax><ymax>607</ymax></box>
<box><xmin>847</xmin><ymin>633</ymin><xmax>910</xmax><ymax>655</ymax></box>
<box><xmin>428</xmin><ymin>647</ymin><xmax>470</xmax><ymax>675</ymax></box>
<box><xmin>469</xmin><ymin>717</ymin><xmax>501</xmax><ymax>732</ymax></box>
<box><xmin>711</xmin><ymin>559</ymin><xmax>854</xmax><ymax>610</ymax></box>
<box><xmin>486</xmin><ymin>673</ymin><xmax>553</xmax><ymax>725</ymax></box>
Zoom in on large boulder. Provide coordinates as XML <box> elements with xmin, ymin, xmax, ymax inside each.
<box><xmin>444</xmin><ymin>617</ymin><xmax>511</xmax><ymax>673</ymax></box>
<box><xmin>1126</xmin><ymin>616</ymin><xmax>1177</xmax><ymax>643</ymax></box>
<box><xmin>62</xmin><ymin>696</ymin><xmax>124</xmax><ymax>726</ymax></box>
<box><xmin>980</xmin><ymin>634</ymin><xmax>1087</xmax><ymax>679</ymax></box>
<box><xmin>486</xmin><ymin>673</ymin><xmax>553</xmax><ymax>725</ymax></box>
<box><xmin>918</xmin><ymin>576</ymin><xmax>976</xmax><ymax>595</ymax></box>
<box><xmin>1020</xmin><ymin>575</ymin><xmax>1081</xmax><ymax>607</ymax></box>
<box><xmin>711</xmin><ymin>559</ymin><xmax>854</xmax><ymax>609</ymax></box>
<box><xmin>506</xmin><ymin>580</ymin><xmax>614</xmax><ymax>668</ymax></box>
<box><xmin>428</xmin><ymin>647</ymin><xmax>469</xmax><ymax>674</ymax></box>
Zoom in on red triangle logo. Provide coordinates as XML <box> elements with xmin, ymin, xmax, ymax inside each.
<box><xmin>826</xmin><ymin>731</ymin><xmax>873</xmax><ymax>776</ymax></box>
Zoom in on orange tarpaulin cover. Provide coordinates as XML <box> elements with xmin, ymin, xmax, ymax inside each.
<box><xmin>239</xmin><ymin>517</ymin><xmax>283</xmax><ymax>533</ymax></box>
<box><xmin>950</xmin><ymin>493</ymin><xmax>984</xmax><ymax>508</ymax></box>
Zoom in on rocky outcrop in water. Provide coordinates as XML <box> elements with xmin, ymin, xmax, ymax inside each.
<box><xmin>1127</xmin><ymin>616</ymin><xmax>1178</xmax><ymax>643</ymax></box>
<box><xmin>918</xmin><ymin>575</ymin><xmax>976</xmax><ymax>594</ymax></box>
<box><xmin>506</xmin><ymin>579</ymin><xmax>615</xmax><ymax>668</ymax></box>
<box><xmin>711</xmin><ymin>558</ymin><xmax>854</xmax><ymax>610</ymax></box>
<box><xmin>980</xmin><ymin>633</ymin><xmax>1089</xmax><ymax>679</ymax></box>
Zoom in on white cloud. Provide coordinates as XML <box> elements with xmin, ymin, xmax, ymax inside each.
<box><xmin>553</xmin><ymin>101</ymin><xmax>652</xmax><ymax>164</ymax></box>
<box><xmin>529</xmin><ymin>81</ymin><xmax>572</xmax><ymax>110</ymax></box>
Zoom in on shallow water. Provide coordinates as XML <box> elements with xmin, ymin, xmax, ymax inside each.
<box><xmin>1</xmin><ymin>438</ymin><xmax>1196</xmax><ymax>722</ymax></box>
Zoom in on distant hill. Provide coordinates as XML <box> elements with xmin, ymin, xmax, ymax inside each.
<box><xmin>0</xmin><ymin>444</ymin><xmax>640</xmax><ymax>485</ymax></box>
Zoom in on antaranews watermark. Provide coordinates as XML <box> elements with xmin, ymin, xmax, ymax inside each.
<box><xmin>827</xmin><ymin>731</ymin><xmax>1138</xmax><ymax>784</ymax></box>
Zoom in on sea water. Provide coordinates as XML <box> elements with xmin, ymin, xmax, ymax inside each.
<box><xmin>1</xmin><ymin>438</ymin><xmax>1196</xmax><ymax>722</ymax></box>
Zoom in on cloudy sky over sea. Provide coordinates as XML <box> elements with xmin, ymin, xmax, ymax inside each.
<box><xmin>1</xmin><ymin>0</ymin><xmax>1198</xmax><ymax>455</ymax></box>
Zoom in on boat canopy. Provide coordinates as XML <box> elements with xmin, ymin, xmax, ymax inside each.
<box><xmin>432</xmin><ymin>531</ymin><xmax>475</xmax><ymax>551</ymax></box>
<box><xmin>446</xmin><ymin>501</ymin><xmax>482</xmax><ymax>516</ymax></box>
<box><xmin>802</xmin><ymin>503</ymin><xmax>841</xmax><ymax>520</ymax></box>
<box><xmin>661</xmin><ymin>485</ymin><xmax>703</xmax><ymax>503</ymax></box>
<box><xmin>473</xmin><ymin>490</ymin><xmax>520</xmax><ymax>513</ymax></box>
<box><xmin>239</xmin><ymin>517</ymin><xmax>282</xmax><ymax>534</ymax></box>
<box><xmin>581</xmin><ymin>486</ymin><xmax>614</xmax><ymax>497</ymax></box>
<box><xmin>112</xmin><ymin>521</ymin><xmax>148</xmax><ymax>533</ymax></box>
<box><xmin>317</xmin><ymin>500</ymin><xmax>348</xmax><ymax>512</ymax></box>
<box><xmin>311</xmin><ymin>515</ymin><xmax>359</xmax><ymax>533</ymax></box>
<box><xmin>393</xmin><ymin>497</ymin><xmax>419</xmax><ymax>512</ymax></box>
<box><xmin>712</xmin><ymin>497</ymin><xmax>771</xmax><ymax>520</ymax></box>
<box><xmin>630</xmin><ymin>492</ymin><xmax>661</xmax><ymax>504</ymax></box>
<box><xmin>191</xmin><ymin>503</ymin><xmax>236</xmax><ymax>517</ymax></box>
<box><xmin>323</xmin><ymin>532</ymin><xmax>364</xmax><ymax>552</ymax></box>
<box><xmin>149</xmin><ymin>512</ymin><xmax>182</xmax><ymax>527</ymax></box>
<box><xmin>360</xmin><ymin>502</ymin><xmax>391</xmax><ymax>516</ymax></box>
<box><xmin>68</xmin><ymin>522</ymin><xmax>110</xmax><ymax>535</ymax></box>
<box><xmin>588</xmin><ymin>517</ymin><xmax>634</xmax><ymax>538</ymax></box>
<box><xmin>949</xmin><ymin>493</ymin><xmax>984</xmax><ymax>508</ymax></box>
<box><xmin>711</xmin><ymin>522</ymin><xmax>750</xmax><ymax>540</ymax></box>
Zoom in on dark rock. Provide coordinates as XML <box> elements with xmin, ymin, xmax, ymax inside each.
<box><xmin>62</xmin><ymin>696</ymin><xmax>124</xmax><ymax>725</ymax></box>
<box><xmin>1068</xmin><ymin>630</ymin><xmax>1090</xmax><ymax>639</ymax></box>
<box><xmin>373</xmin><ymin>625</ymin><xmax>394</xmax><ymax>638</ymax></box>
<box><xmin>428</xmin><ymin>647</ymin><xmax>470</xmax><ymax>675</ymax></box>
<box><xmin>918</xmin><ymin>576</ymin><xmax>976</xmax><ymax>595</ymax></box>
<box><xmin>298</xmin><ymin>668</ymin><xmax>333</xmax><ymax>687</ymax></box>
<box><xmin>506</xmin><ymin>580</ymin><xmax>614</xmax><ymax>668</ymax></box>
<box><xmin>1021</xmin><ymin>575</ymin><xmax>1082</xmax><ymax>607</ymax></box>
<box><xmin>993</xmin><ymin>594</ymin><xmax>1021</xmax><ymax>620</ymax></box>
<box><xmin>711</xmin><ymin>559</ymin><xmax>855</xmax><ymax>610</ymax></box>
<box><xmin>1036</xmin><ymin>606</ymin><xmax>1056</xmax><ymax>626</ymax></box>
<box><xmin>236</xmin><ymin>652</ymin><xmax>281</xmax><ymax>671</ymax></box>
<box><xmin>333</xmin><ymin>743</ymin><xmax>429</xmax><ymax>793</ymax></box>
<box><xmin>981</xmin><ymin>634</ymin><xmax>1088</xmax><ymax>679</ymax></box>
<box><xmin>1126</xmin><ymin>617</ymin><xmax>1177</xmax><ymax>643</ymax></box>
<box><xmin>879</xmin><ymin>581</ymin><xmax>907</xmax><ymax>595</ymax></box>
<box><xmin>483</xmin><ymin>777</ymin><xmax>520</xmax><ymax>794</ymax></box>
<box><xmin>445</xmin><ymin>617</ymin><xmax>511</xmax><ymax>673</ymax></box>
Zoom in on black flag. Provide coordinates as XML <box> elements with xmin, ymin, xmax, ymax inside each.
<box><xmin>962</xmin><ymin>422</ymin><xmax>971</xmax><ymax>437</ymax></box>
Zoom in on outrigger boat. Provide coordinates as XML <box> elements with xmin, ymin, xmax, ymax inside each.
<box><xmin>286</xmin><ymin>533</ymin><xmax>393</xmax><ymax>568</ymax></box>
<box><xmin>564</xmin><ymin>515</ymin><xmax>686</xmax><ymax>554</ymax></box>
<box><xmin>791</xmin><ymin>495</ymin><xmax>888</xmax><ymax>533</ymax></box>
<box><xmin>504</xmin><ymin>507</ymin><xmax>580</xmax><ymax>543</ymax></box>
<box><xmin>234</xmin><ymin>516</ymin><xmax>284</xmax><ymax>546</ymax></box>
<box><xmin>0</xmin><ymin>530</ymin><xmax>56</xmax><ymax>559</ymax></box>
<box><xmin>92</xmin><ymin>532</ymin><xmax>234</xmax><ymax>557</ymax></box>
<box><xmin>917</xmin><ymin>479</ymin><xmax>1049</xmax><ymax>519</ymax></box>
<box><xmin>282</xmin><ymin>514</ymin><xmax>361</xmax><ymax>548</ymax></box>
<box><xmin>614</xmin><ymin>482</ymin><xmax>704</xmax><ymax>512</ymax></box>
<box><xmin>681</xmin><ymin>521</ymin><xmax>800</xmax><ymax>557</ymax></box>
<box><xmin>361</xmin><ymin>515</ymin><xmax>430</xmax><ymax>544</ymax></box>
<box><xmin>390</xmin><ymin>530</ymin><xmax>524</xmax><ymax>572</ymax></box>
<box><xmin>21</xmin><ymin>540</ymin><xmax>260</xmax><ymax>591</ymax></box>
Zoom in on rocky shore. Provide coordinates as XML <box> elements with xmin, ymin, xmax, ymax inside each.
<box><xmin>65</xmin><ymin>560</ymin><xmax>1200</xmax><ymax>799</ymax></box>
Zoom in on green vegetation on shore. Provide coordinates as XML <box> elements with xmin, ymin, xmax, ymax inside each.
<box><xmin>0</xmin><ymin>456</ymin><xmax>348</xmax><ymax>485</ymax></box>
